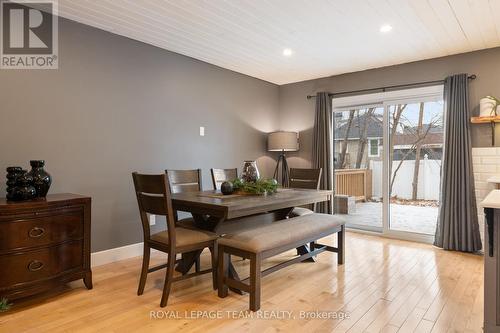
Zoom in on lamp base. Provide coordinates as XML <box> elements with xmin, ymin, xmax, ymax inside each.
<box><xmin>273</xmin><ymin>151</ymin><xmax>289</xmax><ymax>187</ymax></box>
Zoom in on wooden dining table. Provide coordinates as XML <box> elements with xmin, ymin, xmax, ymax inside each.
<box><xmin>171</xmin><ymin>188</ymin><xmax>332</xmax><ymax>292</ymax></box>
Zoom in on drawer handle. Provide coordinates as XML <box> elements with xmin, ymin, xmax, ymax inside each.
<box><xmin>28</xmin><ymin>260</ymin><xmax>44</xmax><ymax>272</ymax></box>
<box><xmin>28</xmin><ymin>227</ymin><xmax>45</xmax><ymax>238</ymax></box>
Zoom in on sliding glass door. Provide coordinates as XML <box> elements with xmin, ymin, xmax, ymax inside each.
<box><xmin>332</xmin><ymin>86</ymin><xmax>444</xmax><ymax>242</ymax></box>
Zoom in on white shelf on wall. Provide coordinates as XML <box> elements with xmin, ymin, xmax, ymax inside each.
<box><xmin>487</xmin><ymin>176</ymin><xmax>500</xmax><ymax>189</ymax></box>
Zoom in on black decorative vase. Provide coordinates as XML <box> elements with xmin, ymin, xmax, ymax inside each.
<box><xmin>26</xmin><ymin>160</ymin><xmax>52</xmax><ymax>197</ymax></box>
<box><xmin>6</xmin><ymin>167</ymin><xmax>23</xmax><ymax>201</ymax></box>
<box><xmin>11</xmin><ymin>171</ymin><xmax>37</xmax><ymax>201</ymax></box>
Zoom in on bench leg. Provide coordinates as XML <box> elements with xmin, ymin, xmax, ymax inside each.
<box><xmin>217</xmin><ymin>246</ymin><xmax>228</xmax><ymax>298</ymax></box>
<box><xmin>249</xmin><ymin>253</ymin><xmax>261</xmax><ymax>311</ymax></box>
<box><xmin>210</xmin><ymin>245</ymin><xmax>218</xmax><ymax>290</ymax></box>
<box><xmin>338</xmin><ymin>225</ymin><xmax>345</xmax><ymax>265</ymax></box>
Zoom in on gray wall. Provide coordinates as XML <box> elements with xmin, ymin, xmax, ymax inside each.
<box><xmin>279</xmin><ymin>47</ymin><xmax>500</xmax><ymax>168</ymax></box>
<box><xmin>0</xmin><ymin>18</ymin><xmax>279</xmax><ymax>252</ymax></box>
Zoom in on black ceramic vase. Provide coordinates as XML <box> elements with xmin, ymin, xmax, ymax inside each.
<box><xmin>6</xmin><ymin>166</ymin><xmax>23</xmax><ymax>201</ymax></box>
<box><xmin>11</xmin><ymin>171</ymin><xmax>37</xmax><ymax>201</ymax></box>
<box><xmin>26</xmin><ymin>160</ymin><xmax>52</xmax><ymax>197</ymax></box>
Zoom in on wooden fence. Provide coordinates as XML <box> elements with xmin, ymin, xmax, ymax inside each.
<box><xmin>335</xmin><ymin>168</ymin><xmax>372</xmax><ymax>201</ymax></box>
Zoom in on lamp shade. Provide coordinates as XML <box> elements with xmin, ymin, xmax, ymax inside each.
<box><xmin>268</xmin><ymin>131</ymin><xmax>299</xmax><ymax>152</ymax></box>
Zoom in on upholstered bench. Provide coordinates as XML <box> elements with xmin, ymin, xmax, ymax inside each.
<box><xmin>217</xmin><ymin>213</ymin><xmax>346</xmax><ymax>311</ymax></box>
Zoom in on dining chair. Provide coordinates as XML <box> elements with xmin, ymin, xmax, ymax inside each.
<box><xmin>211</xmin><ymin>168</ymin><xmax>238</xmax><ymax>190</ymax></box>
<box><xmin>166</xmin><ymin>169</ymin><xmax>203</xmax><ymax>271</ymax></box>
<box><xmin>132</xmin><ymin>172</ymin><xmax>218</xmax><ymax>307</ymax></box>
<box><xmin>288</xmin><ymin>168</ymin><xmax>323</xmax><ymax>256</ymax></box>
<box><xmin>166</xmin><ymin>169</ymin><xmax>202</xmax><ymax>223</ymax></box>
<box><xmin>288</xmin><ymin>168</ymin><xmax>323</xmax><ymax>217</ymax></box>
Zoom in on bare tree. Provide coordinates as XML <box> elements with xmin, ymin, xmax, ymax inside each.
<box><xmin>355</xmin><ymin>108</ymin><xmax>375</xmax><ymax>168</ymax></box>
<box><xmin>389</xmin><ymin>111</ymin><xmax>441</xmax><ymax>196</ymax></box>
<box><xmin>338</xmin><ymin>110</ymin><xmax>355</xmax><ymax>169</ymax></box>
<box><xmin>388</xmin><ymin>104</ymin><xmax>407</xmax><ymax>194</ymax></box>
<box><xmin>390</xmin><ymin>104</ymin><xmax>406</xmax><ymax>138</ymax></box>
<box><xmin>411</xmin><ymin>102</ymin><xmax>425</xmax><ymax>200</ymax></box>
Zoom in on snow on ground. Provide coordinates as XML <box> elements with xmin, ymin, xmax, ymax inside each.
<box><xmin>343</xmin><ymin>202</ymin><xmax>438</xmax><ymax>235</ymax></box>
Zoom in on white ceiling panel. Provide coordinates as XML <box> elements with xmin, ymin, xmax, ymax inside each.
<box><xmin>48</xmin><ymin>0</ymin><xmax>500</xmax><ymax>84</ymax></box>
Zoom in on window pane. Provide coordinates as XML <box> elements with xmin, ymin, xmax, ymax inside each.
<box><xmin>389</xmin><ymin>101</ymin><xmax>444</xmax><ymax>235</ymax></box>
<box><xmin>334</xmin><ymin>108</ymin><xmax>383</xmax><ymax>231</ymax></box>
<box><xmin>370</xmin><ymin>139</ymin><xmax>378</xmax><ymax>156</ymax></box>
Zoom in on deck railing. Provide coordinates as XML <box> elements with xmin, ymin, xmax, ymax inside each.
<box><xmin>335</xmin><ymin>168</ymin><xmax>372</xmax><ymax>201</ymax></box>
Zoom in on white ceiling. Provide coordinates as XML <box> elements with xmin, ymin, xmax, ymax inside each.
<box><xmin>54</xmin><ymin>0</ymin><xmax>500</xmax><ymax>85</ymax></box>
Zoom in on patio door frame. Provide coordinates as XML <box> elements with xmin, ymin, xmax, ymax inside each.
<box><xmin>332</xmin><ymin>85</ymin><xmax>444</xmax><ymax>244</ymax></box>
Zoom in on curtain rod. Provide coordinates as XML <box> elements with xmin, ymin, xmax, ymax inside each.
<box><xmin>306</xmin><ymin>74</ymin><xmax>477</xmax><ymax>99</ymax></box>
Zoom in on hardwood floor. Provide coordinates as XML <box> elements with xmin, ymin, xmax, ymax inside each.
<box><xmin>0</xmin><ymin>232</ymin><xmax>483</xmax><ymax>333</ymax></box>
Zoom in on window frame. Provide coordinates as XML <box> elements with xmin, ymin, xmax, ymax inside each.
<box><xmin>368</xmin><ymin>138</ymin><xmax>380</xmax><ymax>157</ymax></box>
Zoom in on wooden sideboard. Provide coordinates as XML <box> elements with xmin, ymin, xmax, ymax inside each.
<box><xmin>0</xmin><ymin>193</ymin><xmax>92</xmax><ymax>300</ymax></box>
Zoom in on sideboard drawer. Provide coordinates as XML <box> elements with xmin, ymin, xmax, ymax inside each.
<box><xmin>0</xmin><ymin>240</ymin><xmax>83</xmax><ymax>288</ymax></box>
<box><xmin>0</xmin><ymin>209</ymin><xmax>83</xmax><ymax>252</ymax></box>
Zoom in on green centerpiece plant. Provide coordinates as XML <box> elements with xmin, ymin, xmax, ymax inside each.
<box><xmin>232</xmin><ymin>178</ymin><xmax>278</xmax><ymax>195</ymax></box>
<box><xmin>0</xmin><ymin>298</ymin><xmax>12</xmax><ymax>312</ymax></box>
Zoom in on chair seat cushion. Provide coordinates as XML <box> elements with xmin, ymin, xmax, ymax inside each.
<box><xmin>289</xmin><ymin>207</ymin><xmax>314</xmax><ymax>217</ymax></box>
<box><xmin>151</xmin><ymin>227</ymin><xmax>217</xmax><ymax>249</ymax></box>
<box><xmin>219</xmin><ymin>213</ymin><xmax>346</xmax><ymax>253</ymax></box>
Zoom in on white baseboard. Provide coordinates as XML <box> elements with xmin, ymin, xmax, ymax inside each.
<box><xmin>91</xmin><ymin>242</ymin><xmax>144</xmax><ymax>267</ymax></box>
<box><xmin>91</xmin><ymin>242</ymin><xmax>207</xmax><ymax>268</ymax></box>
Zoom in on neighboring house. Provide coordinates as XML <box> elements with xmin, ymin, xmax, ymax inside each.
<box><xmin>334</xmin><ymin>112</ymin><xmax>443</xmax><ymax>169</ymax></box>
<box><xmin>334</xmin><ymin>112</ymin><xmax>383</xmax><ymax>169</ymax></box>
<box><xmin>392</xmin><ymin>126</ymin><xmax>443</xmax><ymax>160</ymax></box>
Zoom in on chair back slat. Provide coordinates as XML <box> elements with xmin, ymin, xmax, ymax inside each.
<box><xmin>211</xmin><ymin>168</ymin><xmax>238</xmax><ymax>190</ymax></box>
<box><xmin>170</xmin><ymin>183</ymin><xmax>200</xmax><ymax>193</ymax></box>
<box><xmin>132</xmin><ymin>173</ymin><xmax>166</xmax><ymax>194</ymax></box>
<box><xmin>132</xmin><ymin>172</ymin><xmax>176</xmax><ymax>245</ymax></box>
<box><xmin>166</xmin><ymin>169</ymin><xmax>202</xmax><ymax>221</ymax></box>
<box><xmin>289</xmin><ymin>168</ymin><xmax>323</xmax><ymax>212</ymax></box>
<box><xmin>166</xmin><ymin>169</ymin><xmax>202</xmax><ymax>193</ymax></box>
<box><xmin>138</xmin><ymin>194</ymin><xmax>167</xmax><ymax>215</ymax></box>
<box><xmin>289</xmin><ymin>168</ymin><xmax>322</xmax><ymax>190</ymax></box>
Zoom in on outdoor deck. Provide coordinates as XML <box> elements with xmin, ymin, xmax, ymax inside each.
<box><xmin>343</xmin><ymin>201</ymin><xmax>438</xmax><ymax>235</ymax></box>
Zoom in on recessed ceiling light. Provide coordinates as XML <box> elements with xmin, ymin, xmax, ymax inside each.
<box><xmin>380</xmin><ymin>24</ymin><xmax>393</xmax><ymax>33</ymax></box>
<box><xmin>283</xmin><ymin>48</ymin><xmax>293</xmax><ymax>57</ymax></box>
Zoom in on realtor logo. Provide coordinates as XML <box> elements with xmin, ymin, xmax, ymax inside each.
<box><xmin>1</xmin><ymin>0</ymin><xmax>58</xmax><ymax>69</ymax></box>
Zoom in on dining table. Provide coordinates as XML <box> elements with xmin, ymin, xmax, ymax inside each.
<box><xmin>171</xmin><ymin>188</ymin><xmax>333</xmax><ymax>293</ymax></box>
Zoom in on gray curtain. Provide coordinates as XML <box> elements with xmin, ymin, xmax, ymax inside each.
<box><xmin>312</xmin><ymin>92</ymin><xmax>333</xmax><ymax>214</ymax></box>
<box><xmin>434</xmin><ymin>74</ymin><xmax>482</xmax><ymax>252</ymax></box>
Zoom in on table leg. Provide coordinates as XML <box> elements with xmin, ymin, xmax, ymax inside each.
<box><xmin>175</xmin><ymin>250</ymin><xmax>203</xmax><ymax>274</ymax></box>
<box><xmin>228</xmin><ymin>256</ymin><xmax>244</xmax><ymax>295</ymax></box>
<box><xmin>275</xmin><ymin>207</ymin><xmax>294</xmax><ymax>220</ymax></box>
<box><xmin>296</xmin><ymin>244</ymin><xmax>316</xmax><ymax>262</ymax></box>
